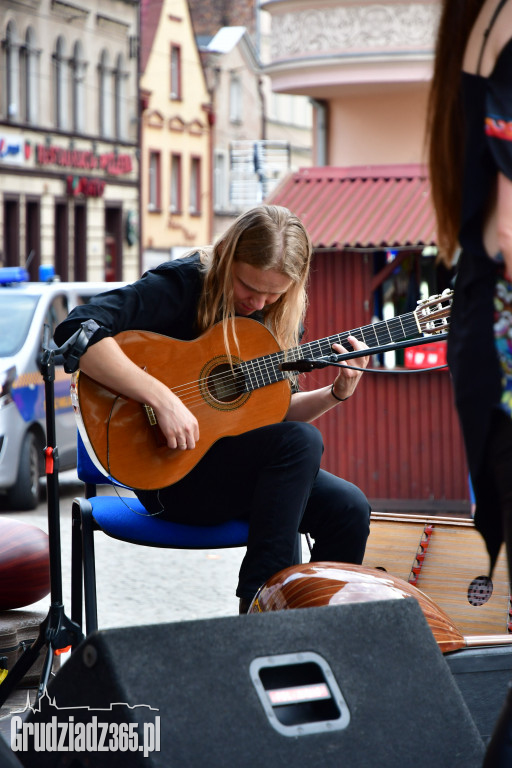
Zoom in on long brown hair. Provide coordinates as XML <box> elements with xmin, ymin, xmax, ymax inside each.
<box><xmin>197</xmin><ymin>205</ymin><xmax>312</xmax><ymax>354</ymax></box>
<box><xmin>427</xmin><ymin>0</ymin><xmax>484</xmax><ymax>266</ymax></box>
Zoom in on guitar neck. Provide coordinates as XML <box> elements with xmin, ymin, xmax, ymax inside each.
<box><xmin>241</xmin><ymin>311</ymin><xmax>421</xmax><ymax>393</ymax></box>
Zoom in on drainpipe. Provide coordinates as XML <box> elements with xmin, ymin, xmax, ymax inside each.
<box><xmin>203</xmin><ymin>101</ymin><xmax>215</xmax><ymax>244</ymax></box>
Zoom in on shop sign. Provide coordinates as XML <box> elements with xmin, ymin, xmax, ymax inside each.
<box><xmin>66</xmin><ymin>175</ymin><xmax>106</xmax><ymax>197</ymax></box>
<box><xmin>37</xmin><ymin>144</ymin><xmax>133</xmax><ymax>176</ymax></box>
<box><xmin>0</xmin><ymin>133</ymin><xmax>27</xmax><ymax>166</ymax></box>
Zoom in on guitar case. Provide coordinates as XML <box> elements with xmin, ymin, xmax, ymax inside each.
<box><xmin>0</xmin><ymin>610</ymin><xmax>59</xmax><ymax>686</ymax></box>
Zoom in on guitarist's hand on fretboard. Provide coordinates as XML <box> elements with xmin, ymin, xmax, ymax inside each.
<box><xmin>331</xmin><ymin>335</ymin><xmax>369</xmax><ymax>402</ymax></box>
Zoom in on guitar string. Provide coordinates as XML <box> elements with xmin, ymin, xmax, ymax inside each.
<box><xmin>166</xmin><ymin>312</ymin><xmax>425</xmax><ymax>401</ymax></box>
<box><xmin>158</xmin><ymin>338</ymin><xmax>447</xmax><ymax>412</ymax></box>
<box><xmin>155</xmin><ymin>314</ymin><xmax>438</xmax><ymax>406</ymax></box>
<box><xmin>157</xmin><ymin>361</ymin><xmax>450</xmax><ymax>416</ymax></box>
<box><xmin>148</xmin><ymin>309</ymin><xmax>441</xmax><ymax>405</ymax></box>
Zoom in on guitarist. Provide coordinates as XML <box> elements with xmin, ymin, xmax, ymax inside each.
<box><xmin>55</xmin><ymin>205</ymin><xmax>370</xmax><ymax>613</ymax></box>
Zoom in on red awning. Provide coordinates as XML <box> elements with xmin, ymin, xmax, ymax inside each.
<box><xmin>266</xmin><ymin>164</ymin><xmax>437</xmax><ymax>250</ymax></box>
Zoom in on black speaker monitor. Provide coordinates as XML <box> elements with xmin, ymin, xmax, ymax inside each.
<box><xmin>19</xmin><ymin>600</ymin><xmax>484</xmax><ymax>767</ymax></box>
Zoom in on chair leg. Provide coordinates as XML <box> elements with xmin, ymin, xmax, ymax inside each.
<box><xmin>71</xmin><ymin>500</ymin><xmax>84</xmax><ymax>638</ymax></box>
<box><xmin>293</xmin><ymin>532</ymin><xmax>303</xmax><ymax>565</ymax></box>
<box><xmin>79</xmin><ymin>500</ymin><xmax>99</xmax><ymax>635</ymax></box>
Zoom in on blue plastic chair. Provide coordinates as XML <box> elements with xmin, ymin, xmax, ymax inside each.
<box><xmin>70</xmin><ymin>433</ymin><xmax>250</xmax><ymax>636</ymax></box>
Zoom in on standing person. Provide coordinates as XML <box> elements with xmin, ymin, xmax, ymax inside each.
<box><xmin>428</xmin><ymin>0</ymin><xmax>512</xmax><ymax>762</ymax></box>
<box><xmin>55</xmin><ymin>205</ymin><xmax>371</xmax><ymax>614</ymax></box>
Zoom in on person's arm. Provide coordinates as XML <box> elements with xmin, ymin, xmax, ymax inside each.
<box><xmin>79</xmin><ymin>336</ymin><xmax>199</xmax><ymax>451</ymax></box>
<box><xmin>286</xmin><ymin>335</ymin><xmax>369</xmax><ymax>423</ymax></box>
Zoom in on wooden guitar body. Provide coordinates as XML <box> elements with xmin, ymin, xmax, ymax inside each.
<box><xmin>73</xmin><ymin>319</ymin><xmax>291</xmax><ymax>489</ymax></box>
<box><xmin>249</xmin><ymin>561</ymin><xmax>466</xmax><ymax>653</ymax></box>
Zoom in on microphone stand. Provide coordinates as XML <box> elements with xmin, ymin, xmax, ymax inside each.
<box><xmin>280</xmin><ymin>333</ymin><xmax>449</xmax><ymax>372</ymax></box>
<box><xmin>0</xmin><ymin>328</ymin><xmax>85</xmax><ymax>706</ymax></box>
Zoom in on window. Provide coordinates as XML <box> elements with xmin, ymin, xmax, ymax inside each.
<box><xmin>189</xmin><ymin>156</ymin><xmax>201</xmax><ymax>215</ymax></box>
<box><xmin>371</xmin><ymin>249</ymin><xmax>454</xmax><ymax>369</ymax></box>
<box><xmin>229</xmin><ymin>74</ymin><xmax>242</xmax><ymax>124</ymax></box>
<box><xmin>54</xmin><ymin>36</ymin><xmax>68</xmax><ymax>129</ymax></box>
<box><xmin>148</xmin><ymin>151</ymin><xmax>161</xmax><ymax>210</ymax></box>
<box><xmin>170</xmin><ymin>153</ymin><xmax>182</xmax><ymax>213</ymax></box>
<box><xmin>71</xmin><ymin>41</ymin><xmax>86</xmax><ymax>133</ymax></box>
<box><xmin>214</xmin><ymin>151</ymin><xmax>228</xmax><ymax>211</ymax></box>
<box><xmin>114</xmin><ymin>53</ymin><xmax>127</xmax><ymax>140</ymax></box>
<box><xmin>4</xmin><ymin>21</ymin><xmax>20</xmax><ymax>121</ymax></box>
<box><xmin>22</xmin><ymin>27</ymin><xmax>39</xmax><ymax>125</ymax></box>
<box><xmin>170</xmin><ymin>44</ymin><xmax>181</xmax><ymax>100</ymax></box>
<box><xmin>99</xmin><ymin>50</ymin><xmax>113</xmax><ymax>137</ymax></box>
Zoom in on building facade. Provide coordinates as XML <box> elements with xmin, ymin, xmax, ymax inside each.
<box><xmin>188</xmin><ymin>0</ymin><xmax>313</xmax><ymax>240</ymax></box>
<box><xmin>0</xmin><ymin>0</ymin><xmax>140</xmax><ymax>282</ymax></box>
<box><xmin>140</xmin><ymin>0</ymin><xmax>212</xmax><ymax>271</ymax></box>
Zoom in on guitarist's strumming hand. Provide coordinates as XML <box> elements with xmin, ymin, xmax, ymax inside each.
<box><xmin>331</xmin><ymin>335</ymin><xmax>369</xmax><ymax>402</ymax></box>
<box><xmin>150</xmin><ymin>388</ymin><xmax>199</xmax><ymax>451</ymax></box>
<box><xmin>79</xmin><ymin>335</ymin><xmax>199</xmax><ymax>451</ymax></box>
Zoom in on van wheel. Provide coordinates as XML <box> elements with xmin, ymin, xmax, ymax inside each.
<box><xmin>6</xmin><ymin>432</ymin><xmax>41</xmax><ymax>510</ymax></box>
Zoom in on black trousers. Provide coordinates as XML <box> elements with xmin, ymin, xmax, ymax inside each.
<box><xmin>137</xmin><ymin>421</ymin><xmax>371</xmax><ymax>600</ymax></box>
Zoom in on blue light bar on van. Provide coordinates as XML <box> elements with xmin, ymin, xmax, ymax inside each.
<box><xmin>39</xmin><ymin>264</ymin><xmax>55</xmax><ymax>281</ymax></box>
<box><xmin>0</xmin><ymin>267</ymin><xmax>29</xmax><ymax>285</ymax></box>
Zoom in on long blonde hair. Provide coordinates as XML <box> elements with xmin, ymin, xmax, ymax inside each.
<box><xmin>197</xmin><ymin>205</ymin><xmax>312</xmax><ymax>354</ymax></box>
<box><xmin>427</xmin><ymin>0</ymin><xmax>485</xmax><ymax>265</ymax></box>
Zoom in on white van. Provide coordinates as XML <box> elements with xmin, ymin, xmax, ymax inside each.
<box><xmin>0</xmin><ymin>266</ymin><xmax>125</xmax><ymax>509</ymax></box>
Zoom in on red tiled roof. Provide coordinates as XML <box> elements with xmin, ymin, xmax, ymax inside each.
<box><xmin>140</xmin><ymin>0</ymin><xmax>164</xmax><ymax>74</ymax></box>
<box><xmin>266</xmin><ymin>165</ymin><xmax>437</xmax><ymax>249</ymax></box>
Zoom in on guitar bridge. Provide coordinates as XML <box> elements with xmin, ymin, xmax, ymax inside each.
<box><xmin>143</xmin><ymin>403</ymin><xmax>157</xmax><ymax>426</ymax></box>
<box><xmin>142</xmin><ymin>403</ymin><xmax>167</xmax><ymax>447</ymax></box>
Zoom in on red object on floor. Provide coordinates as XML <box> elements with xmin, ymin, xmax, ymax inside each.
<box><xmin>0</xmin><ymin>518</ymin><xmax>50</xmax><ymax>609</ymax></box>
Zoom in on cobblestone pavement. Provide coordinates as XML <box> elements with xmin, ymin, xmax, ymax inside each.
<box><xmin>2</xmin><ymin>471</ymin><xmax>259</xmax><ymax>628</ymax></box>
<box><xmin>2</xmin><ymin>471</ymin><xmax>309</xmax><ymax>745</ymax></box>
<box><xmin>2</xmin><ymin>471</ymin><xmax>310</xmax><ymax>628</ymax></box>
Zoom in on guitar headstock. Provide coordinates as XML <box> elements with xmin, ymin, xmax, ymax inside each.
<box><xmin>414</xmin><ymin>289</ymin><xmax>453</xmax><ymax>335</ymax></box>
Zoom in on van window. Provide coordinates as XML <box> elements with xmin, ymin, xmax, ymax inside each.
<box><xmin>0</xmin><ymin>294</ymin><xmax>39</xmax><ymax>356</ymax></box>
<box><xmin>44</xmin><ymin>295</ymin><xmax>69</xmax><ymax>339</ymax></box>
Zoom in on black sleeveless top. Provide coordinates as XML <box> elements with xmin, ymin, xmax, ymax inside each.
<box><xmin>448</xmin><ymin>14</ymin><xmax>512</xmax><ymax>570</ymax></box>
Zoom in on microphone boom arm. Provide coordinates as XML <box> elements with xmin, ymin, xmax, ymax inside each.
<box><xmin>279</xmin><ymin>332</ymin><xmax>449</xmax><ymax>372</ymax></box>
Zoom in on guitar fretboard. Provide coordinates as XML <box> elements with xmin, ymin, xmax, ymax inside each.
<box><xmin>240</xmin><ymin>311</ymin><xmax>420</xmax><ymax>392</ymax></box>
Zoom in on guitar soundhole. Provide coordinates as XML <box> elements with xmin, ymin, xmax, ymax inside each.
<box><xmin>207</xmin><ymin>363</ymin><xmax>246</xmax><ymax>403</ymax></box>
<box><xmin>467</xmin><ymin>575</ymin><xmax>493</xmax><ymax>606</ymax></box>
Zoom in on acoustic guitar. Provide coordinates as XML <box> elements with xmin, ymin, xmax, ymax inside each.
<box><xmin>72</xmin><ymin>290</ymin><xmax>452</xmax><ymax>490</ymax></box>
